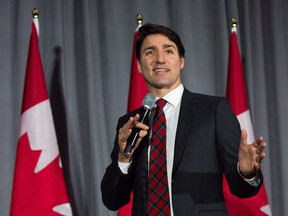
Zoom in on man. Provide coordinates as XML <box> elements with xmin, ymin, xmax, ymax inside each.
<box><xmin>101</xmin><ymin>23</ymin><xmax>266</xmax><ymax>216</ymax></box>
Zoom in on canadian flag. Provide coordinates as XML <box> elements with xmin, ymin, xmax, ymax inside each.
<box><xmin>10</xmin><ymin>16</ymin><xmax>72</xmax><ymax>216</ymax></box>
<box><xmin>118</xmin><ymin>23</ymin><xmax>148</xmax><ymax>216</ymax></box>
<box><xmin>223</xmin><ymin>24</ymin><xmax>271</xmax><ymax>216</ymax></box>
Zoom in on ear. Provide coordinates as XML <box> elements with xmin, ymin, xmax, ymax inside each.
<box><xmin>137</xmin><ymin>60</ymin><xmax>143</xmax><ymax>73</ymax></box>
<box><xmin>180</xmin><ymin>57</ymin><xmax>185</xmax><ymax>70</ymax></box>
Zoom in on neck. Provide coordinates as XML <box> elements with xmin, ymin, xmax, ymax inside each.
<box><xmin>149</xmin><ymin>83</ymin><xmax>182</xmax><ymax>98</ymax></box>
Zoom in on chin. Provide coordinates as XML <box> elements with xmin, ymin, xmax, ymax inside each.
<box><xmin>154</xmin><ymin>83</ymin><xmax>170</xmax><ymax>89</ymax></box>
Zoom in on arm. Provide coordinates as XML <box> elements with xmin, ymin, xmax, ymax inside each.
<box><xmin>216</xmin><ymin>98</ymin><xmax>263</xmax><ymax>198</ymax></box>
<box><xmin>101</xmin><ymin>112</ymin><xmax>149</xmax><ymax>210</ymax></box>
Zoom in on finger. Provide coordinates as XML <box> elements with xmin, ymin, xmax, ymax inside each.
<box><xmin>119</xmin><ymin>115</ymin><xmax>149</xmax><ymax>147</ymax></box>
<box><xmin>138</xmin><ymin>129</ymin><xmax>148</xmax><ymax>138</ymax></box>
<box><xmin>121</xmin><ymin>117</ymin><xmax>135</xmax><ymax>131</ymax></box>
<box><xmin>134</xmin><ymin>121</ymin><xmax>149</xmax><ymax>131</ymax></box>
<box><xmin>119</xmin><ymin>117</ymin><xmax>138</xmax><ymax>143</ymax></box>
<box><xmin>256</xmin><ymin>142</ymin><xmax>266</xmax><ymax>154</ymax></box>
<box><xmin>256</xmin><ymin>155</ymin><xmax>262</xmax><ymax>163</ymax></box>
<box><xmin>256</xmin><ymin>136</ymin><xmax>264</xmax><ymax>144</ymax></box>
<box><xmin>252</xmin><ymin>138</ymin><xmax>264</xmax><ymax>148</ymax></box>
<box><xmin>130</xmin><ymin>114</ymin><xmax>150</xmax><ymax>130</ymax></box>
<box><xmin>133</xmin><ymin>114</ymin><xmax>141</xmax><ymax>122</ymax></box>
<box><xmin>118</xmin><ymin>128</ymin><xmax>132</xmax><ymax>144</ymax></box>
<box><xmin>134</xmin><ymin>131</ymin><xmax>148</xmax><ymax>147</ymax></box>
<box><xmin>119</xmin><ymin>118</ymin><xmax>134</xmax><ymax>137</ymax></box>
<box><xmin>259</xmin><ymin>152</ymin><xmax>266</xmax><ymax>161</ymax></box>
<box><xmin>128</xmin><ymin>130</ymin><xmax>149</xmax><ymax>155</ymax></box>
<box><xmin>240</xmin><ymin>129</ymin><xmax>248</xmax><ymax>146</ymax></box>
<box><xmin>259</xmin><ymin>140</ymin><xmax>266</xmax><ymax>149</ymax></box>
<box><xmin>252</xmin><ymin>137</ymin><xmax>261</xmax><ymax>147</ymax></box>
<box><xmin>253</xmin><ymin>139</ymin><xmax>266</xmax><ymax>152</ymax></box>
<box><xmin>256</xmin><ymin>150</ymin><xmax>266</xmax><ymax>163</ymax></box>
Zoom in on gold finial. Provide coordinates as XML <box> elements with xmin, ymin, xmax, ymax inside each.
<box><xmin>230</xmin><ymin>17</ymin><xmax>237</xmax><ymax>27</ymax></box>
<box><xmin>32</xmin><ymin>8</ymin><xmax>39</xmax><ymax>19</ymax></box>
<box><xmin>136</xmin><ymin>14</ymin><xmax>143</xmax><ymax>27</ymax></box>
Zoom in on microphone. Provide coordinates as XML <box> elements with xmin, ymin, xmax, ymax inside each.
<box><xmin>124</xmin><ymin>93</ymin><xmax>156</xmax><ymax>155</ymax></box>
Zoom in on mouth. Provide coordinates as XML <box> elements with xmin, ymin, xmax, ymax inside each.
<box><xmin>153</xmin><ymin>68</ymin><xmax>169</xmax><ymax>72</ymax></box>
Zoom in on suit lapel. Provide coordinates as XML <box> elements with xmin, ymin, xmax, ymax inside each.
<box><xmin>172</xmin><ymin>89</ymin><xmax>196</xmax><ymax>177</ymax></box>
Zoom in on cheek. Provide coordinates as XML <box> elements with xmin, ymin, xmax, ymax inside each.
<box><xmin>141</xmin><ymin>61</ymin><xmax>152</xmax><ymax>72</ymax></box>
<box><xmin>171</xmin><ymin>62</ymin><xmax>183</xmax><ymax>71</ymax></box>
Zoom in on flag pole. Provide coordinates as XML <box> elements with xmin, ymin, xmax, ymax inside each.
<box><xmin>230</xmin><ymin>17</ymin><xmax>237</xmax><ymax>33</ymax></box>
<box><xmin>136</xmin><ymin>14</ymin><xmax>143</xmax><ymax>29</ymax></box>
<box><xmin>32</xmin><ymin>8</ymin><xmax>40</xmax><ymax>35</ymax></box>
<box><xmin>32</xmin><ymin>8</ymin><xmax>39</xmax><ymax>18</ymax></box>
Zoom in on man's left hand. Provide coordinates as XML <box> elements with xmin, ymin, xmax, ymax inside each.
<box><xmin>238</xmin><ymin>129</ymin><xmax>267</xmax><ymax>177</ymax></box>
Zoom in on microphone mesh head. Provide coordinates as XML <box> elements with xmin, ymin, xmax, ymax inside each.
<box><xmin>142</xmin><ymin>93</ymin><xmax>156</xmax><ymax>110</ymax></box>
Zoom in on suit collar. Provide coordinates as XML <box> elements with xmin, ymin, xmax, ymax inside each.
<box><xmin>161</xmin><ymin>84</ymin><xmax>184</xmax><ymax>108</ymax></box>
<box><xmin>172</xmin><ymin>89</ymin><xmax>197</xmax><ymax>177</ymax></box>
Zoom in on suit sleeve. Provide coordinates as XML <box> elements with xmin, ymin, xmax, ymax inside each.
<box><xmin>216</xmin><ymin>98</ymin><xmax>263</xmax><ymax>198</ymax></box>
<box><xmin>101</xmin><ymin>115</ymin><xmax>135</xmax><ymax>210</ymax></box>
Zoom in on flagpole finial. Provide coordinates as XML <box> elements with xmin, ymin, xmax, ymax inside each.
<box><xmin>32</xmin><ymin>8</ymin><xmax>39</xmax><ymax>19</ymax></box>
<box><xmin>136</xmin><ymin>14</ymin><xmax>143</xmax><ymax>28</ymax></box>
<box><xmin>230</xmin><ymin>17</ymin><xmax>237</xmax><ymax>27</ymax></box>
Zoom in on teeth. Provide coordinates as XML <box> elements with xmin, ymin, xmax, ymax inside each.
<box><xmin>154</xmin><ymin>68</ymin><xmax>168</xmax><ymax>72</ymax></box>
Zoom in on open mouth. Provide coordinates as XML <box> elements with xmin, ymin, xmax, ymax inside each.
<box><xmin>153</xmin><ymin>68</ymin><xmax>169</xmax><ymax>72</ymax></box>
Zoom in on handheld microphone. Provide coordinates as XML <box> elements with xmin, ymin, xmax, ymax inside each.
<box><xmin>124</xmin><ymin>93</ymin><xmax>156</xmax><ymax>155</ymax></box>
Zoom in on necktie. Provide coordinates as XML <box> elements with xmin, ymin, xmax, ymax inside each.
<box><xmin>147</xmin><ymin>99</ymin><xmax>171</xmax><ymax>216</ymax></box>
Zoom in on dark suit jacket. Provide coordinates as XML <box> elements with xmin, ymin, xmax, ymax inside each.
<box><xmin>101</xmin><ymin>89</ymin><xmax>263</xmax><ymax>216</ymax></box>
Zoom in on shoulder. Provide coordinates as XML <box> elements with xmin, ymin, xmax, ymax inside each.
<box><xmin>182</xmin><ymin>88</ymin><xmax>228</xmax><ymax>106</ymax></box>
<box><xmin>181</xmin><ymin>89</ymin><xmax>235</xmax><ymax>119</ymax></box>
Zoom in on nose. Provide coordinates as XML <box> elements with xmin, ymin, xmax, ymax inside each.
<box><xmin>156</xmin><ymin>52</ymin><xmax>165</xmax><ymax>64</ymax></box>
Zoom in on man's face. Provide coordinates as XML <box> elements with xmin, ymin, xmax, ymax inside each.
<box><xmin>137</xmin><ymin>34</ymin><xmax>185</xmax><ymax>94</ymax></box>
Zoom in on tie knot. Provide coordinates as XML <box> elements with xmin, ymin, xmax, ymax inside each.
<box><xmin>156</xmin><ymin>99</ymin><xmax>167</xmax><ymax>108</ymax></box>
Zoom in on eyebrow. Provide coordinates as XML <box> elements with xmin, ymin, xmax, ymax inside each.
<box><xmin>163</xmin><ymin>44</ymin><xmax>177</xmax><ymax>50</ymax></box>
<box><xmin>142</xmin><ymin>44</ymin><xmax>177</xmax><ymax>53</ymax></box>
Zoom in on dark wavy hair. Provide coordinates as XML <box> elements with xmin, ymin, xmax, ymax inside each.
<box><xmin>136</xmin><ymin>23</ymin><xmax>185</xmax><ymax>60</ymax></box>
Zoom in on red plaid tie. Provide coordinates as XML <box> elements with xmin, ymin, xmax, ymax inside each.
<box><xmin>147</xmin><ymin>99</ymin><xmax>171</xmax><ymax>216</ymax></box>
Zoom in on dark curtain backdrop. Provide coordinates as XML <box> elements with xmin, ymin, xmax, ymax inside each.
<box><xmin>1</xmin><ymin>0</ymin><xmax>287</xmax><ymax>215</ymax></box>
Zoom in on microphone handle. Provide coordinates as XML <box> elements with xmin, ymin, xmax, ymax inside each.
<box><xmin>124</xmin><ymin>107</ymin><xmax>151</xmax><ymax>155</ymax></box>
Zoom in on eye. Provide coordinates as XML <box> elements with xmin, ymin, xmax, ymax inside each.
<box><xmin>165</xmin><ymin>49</ymin><xmax>174</xmax><ymax>54</ymax></box>
<box><xmin>145</xmin><ymin>50</ymin><xmax>153</xmax><ymax>56</ymax></box>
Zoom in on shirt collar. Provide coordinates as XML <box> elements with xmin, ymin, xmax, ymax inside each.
<box><xmin>160</xmin><ymin>84</ymin><xmax>184</xmax><ymax>108</ymax></box>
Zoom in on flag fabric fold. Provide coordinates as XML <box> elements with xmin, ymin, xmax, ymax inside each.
<box><xmin>10</xmin><ymin>18</ymin><xmax>72</xmax><ymax>216</ymax></box>
<box><xmin>224</xmin><ymin>26</ymin><xmax>271</xmax><ymax>216</ymax></box>
<box><xmin>118</xmin><ymin>27</ymin><xmax>148</xmax><ymax>216</ymax></box>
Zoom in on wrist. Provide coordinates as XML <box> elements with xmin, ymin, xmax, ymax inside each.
<box><xmin>241</xmin><ymin>172</ymin><xmax>256</xmax><ymax>179</ymax></box>
<box><xmin>237</xmin><ymin>162</ymin><xmax>257</xmax><ymax>179</ymax></box>
<box><xmin>118</xmin><ymin>152</ymin><xmax>132</xmax><ymax>163</ymax></box>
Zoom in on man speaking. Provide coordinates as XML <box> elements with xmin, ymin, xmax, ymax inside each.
<box><xmin>101</xmin><ymin>23</ymin><xmax>266</xmax><ymax>216</ymax></box>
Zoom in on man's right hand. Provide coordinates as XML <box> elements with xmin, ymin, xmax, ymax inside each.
<box><xmin>118</xmin><ymin>114</ymin><xmax>149</xmax><ymax>163</ymax></box>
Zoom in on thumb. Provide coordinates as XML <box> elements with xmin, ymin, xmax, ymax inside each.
<box><xmin>240</xmin><ymin>129</ymin><xmax>248</xmax><ymax>146</ymax></box>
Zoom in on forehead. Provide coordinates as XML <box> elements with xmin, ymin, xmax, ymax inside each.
<box><xmin>141</xmin><ymin>34</ymin><xmax>176</xmax><ymax>49</ymax></box>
